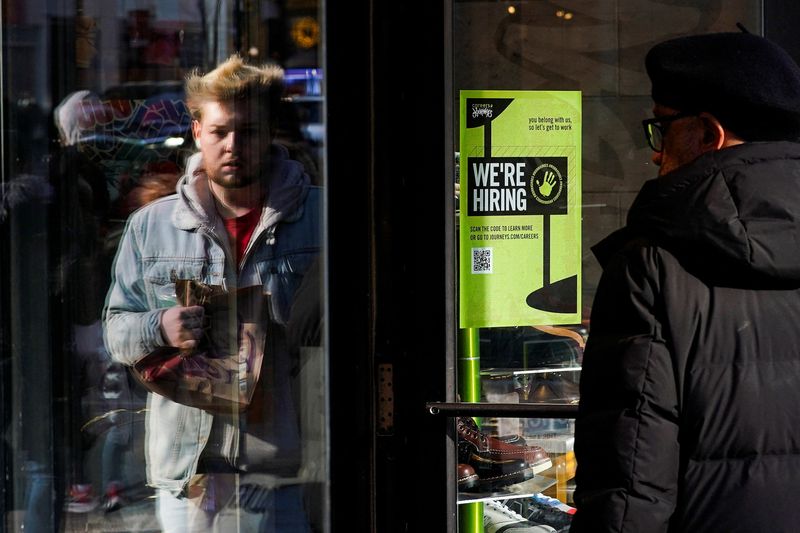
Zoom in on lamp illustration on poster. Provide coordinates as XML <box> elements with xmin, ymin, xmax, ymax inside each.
<box><xmin>459</xmin><ymin>90</ymin><xmax>581</xmax><ymax>328</ymax></box>
<box><xmin>526</xmin><ymin>213</ymin><xmax>577</xmax><ymax>314</ymax></box>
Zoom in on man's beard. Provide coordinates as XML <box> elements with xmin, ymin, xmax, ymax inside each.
<box><xmin>206</xmin><ymin>150</ymin><xmax>271</xmax><ymax>189</ymax></box>
<box><xmin>208</xmin><ymin>169</ymin><xmax>259</xmax><ymax>189</ymax></box>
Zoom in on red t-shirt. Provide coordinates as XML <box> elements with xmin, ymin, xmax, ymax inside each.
<box><xmin>223</xmin><ymin>208</ymin><xmax>262</xmax><ymax>265</ymax></box>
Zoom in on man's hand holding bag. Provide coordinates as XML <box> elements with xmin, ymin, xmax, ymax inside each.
<box><xmin>132</xmin><ymin>279</ymin><xmax>264</xmax><ymax>413</ymax></box>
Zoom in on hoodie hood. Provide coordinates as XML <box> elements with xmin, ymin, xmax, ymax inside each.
<box><xmin>171</xmin><ymin>143</ymin><xmax>310</xmax><ymax>239</ymax></box>
<box><xmin>597</xmin><ymin>141</ymin><xmax>800</xmax><ymax>281</ymax></box>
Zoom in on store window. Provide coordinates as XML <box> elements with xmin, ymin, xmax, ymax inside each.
<box><xmin>1</xmin><ymin>1</ymin><xmax>326</xmax><ymax>531</ymax></box>
<box><xmin>451</xmin><ymin>1</ymin><xmax>761</xmax><ymax>531</ymax></box>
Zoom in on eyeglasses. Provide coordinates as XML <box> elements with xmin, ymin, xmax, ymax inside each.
<box><xmin>641</xmin><ymin>112</ymin><xmax>696</xmax><ymax>152</ymax></box>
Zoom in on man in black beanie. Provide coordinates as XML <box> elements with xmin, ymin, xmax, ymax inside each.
<box><xmin>572</xmin><ymin>32</ymin><xmax>800</xmax><ymax>532</ymax></box>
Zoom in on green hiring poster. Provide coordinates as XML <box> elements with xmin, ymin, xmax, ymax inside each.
<box><xmin>459</xmin><ymin>90</ymin><xmax>581</xmax><ymax>328</ymax></box>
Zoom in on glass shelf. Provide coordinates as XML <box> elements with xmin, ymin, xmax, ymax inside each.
<box><xmin>457</xmin><ymin>475</ymin><xmax>557</xmax><ymax>505</ymax></box>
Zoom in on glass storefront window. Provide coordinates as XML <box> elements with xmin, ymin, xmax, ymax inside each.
<box><xmin>451</xmin><ymin>1</ymin><xmax>762</xmax><ymax>531</ymax></box>
<box><xmin>2</xmin><ymin>1</ymin><xmax>327</xmax><ymax>531</ymax></box>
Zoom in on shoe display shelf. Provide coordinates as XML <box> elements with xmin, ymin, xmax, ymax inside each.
<box><xmin>457</xmin><ymin>425</ymin><xmax>576</xmax><ymax>505</ymax></box>
<box><xmin>458</xmin><ymin>474</ymin><xmax>557</xmax><ymax>504</ymax></box>
<box><xmin>480</xmin><ymin>367</ymin><xmax>581</xmax><ymax>405</ymax></box>
<box><xmin>444</xmin><ymin>327</ymin><xmax>582</xmax><ymax>533</ymax></box>
<box><xmin>524</xmin><ymin>434</ymin><xmax>576</xmax><ymax>505</ymax></box>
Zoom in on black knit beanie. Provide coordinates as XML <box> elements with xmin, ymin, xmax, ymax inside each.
<box><xmin>646</xmin><ymin>32</ymin><xmax>800</xmax><ymax>141</ymax></box>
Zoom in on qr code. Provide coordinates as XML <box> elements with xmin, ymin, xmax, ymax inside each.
<box><xmin>471</xmin><ymin>247</ymin><xmax>493</xmax><ymax>274</ymax></box>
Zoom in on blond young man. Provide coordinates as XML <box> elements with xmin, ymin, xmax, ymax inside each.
<box><xmin>104</xmin><ymin>55</ymin><xmax>319</xmax><ymax>532</ymax></box>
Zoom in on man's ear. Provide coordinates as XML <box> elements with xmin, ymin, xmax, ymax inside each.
<box><xmin>191</xmin><ymin>119</ymin><xmax>202</xmax><ymax>141</ymax></box>
<box><xmin>698</xmin><ymin>112</ymin><xmax>726</xmax><ymax>150</ymax></box>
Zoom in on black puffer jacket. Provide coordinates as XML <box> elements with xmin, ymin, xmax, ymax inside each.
<box><xmin>572</xmin><ymin>142</ymin><xmax>800</xmax><ymax>533</ymax></box>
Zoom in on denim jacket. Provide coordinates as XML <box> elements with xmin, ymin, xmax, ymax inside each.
<box><xmin>103</xmin><ymin>146</ymin><xmax>320</xmax><ymax>494</ymax></box>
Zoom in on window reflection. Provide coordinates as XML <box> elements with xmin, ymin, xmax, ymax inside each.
<box><xmin>2</xmin><ymin>1</ymin><xmax>325</xmax><ymax>531</ymax></box>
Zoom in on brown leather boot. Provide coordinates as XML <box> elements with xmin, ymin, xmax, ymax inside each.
<box><xmin>457</xmin><ymin>463</ymin><xmax>479</xmax><ymax>492</ymax></box>
<box><xmin>471</xmin><ymin>457</ymin><xmax>534</xmax><ymax>492</ymax></box>
<box><xmin>457</xmin><ymin>417</ymin><xmax>552</xmax><ymax>474</ymax></box>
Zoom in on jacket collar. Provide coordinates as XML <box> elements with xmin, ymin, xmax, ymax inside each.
<box><xmin>593</xmin><ymin>141</ymin><xmax>800</xmax><ymax>281</ymax></box>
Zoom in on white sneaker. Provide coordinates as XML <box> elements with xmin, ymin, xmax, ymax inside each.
<box><xmin>483</xmin><ymin>500</ymin><xmax>557</xmax><ymax>532</ymax></box>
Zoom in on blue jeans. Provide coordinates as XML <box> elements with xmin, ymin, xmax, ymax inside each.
<box><xmin>157</xmin><ymin>474</ymin><xmax>312</xmax><ymax>533</ymax></box>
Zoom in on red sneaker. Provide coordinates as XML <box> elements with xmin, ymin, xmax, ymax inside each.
<box><xmin>66</xmin><ymin>484</ymin><xmax>98</xmax><ymax>513</ymax></box>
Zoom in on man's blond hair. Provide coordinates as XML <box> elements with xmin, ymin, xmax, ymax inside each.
<box><xmin>185</xmin><ymin>55</ymin><xmax>284</xmax><ymax>121</ymax></box>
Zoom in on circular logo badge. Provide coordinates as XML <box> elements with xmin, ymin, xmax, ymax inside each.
<box><xmin>530</xmin><ymin>163</ymin><xmax>564</xmax><ymax>205</ymax></box>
